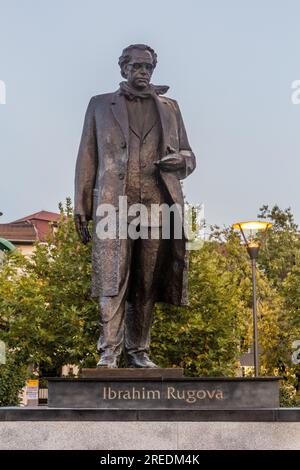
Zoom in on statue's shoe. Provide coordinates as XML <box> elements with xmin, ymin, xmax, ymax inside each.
<box><xmin>97</xmin><ymin>355</ymin><xmax>119</xmax><ymax>368</ymax></box>
<box><xmin>127</xmin><ymin>352</ymin><xmax>158</xmax><ymax>368</ymax></box>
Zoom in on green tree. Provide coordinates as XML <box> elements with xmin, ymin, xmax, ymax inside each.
<box><xmin>282</xmin><ymin>253</ymin><xmax>300</xmax><ymax>399</ymax></box>
<box><xmin>0</xmin><ymin>351</ymin><xmax>27</xmax><ymax>406</ymax></box>
<box><xmin>0</xmin><ymin>198</ymin><xmax>98</xmax><ymax>375</ymax></box>
<box><xmin>258</xmin><ymin>204</ymin><xmax>300</xmax><ymax>288</ymax></box>
<box><xmin>257</xmin><ymin>205</ymin><xmax>300</xmax><ymax>401</ymax></box>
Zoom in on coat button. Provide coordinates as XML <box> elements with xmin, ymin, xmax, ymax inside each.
<box><xmin>119</xmin><ymin>173</ymin><xmax>125</xmax><ymax>180</ymax></box>
<box><xmin>141</xmin><ymin>162</ymin><xmax>147</xmax><ymax>168</ymax></box>
<box><xmin>120</xmin><ymin>142</ymin><xmax>126</xmax><ymax>149</ymax></box>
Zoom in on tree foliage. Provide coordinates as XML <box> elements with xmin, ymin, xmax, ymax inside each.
<box><xmin>258</xmin><ymin>204</ymin><xmax>300</xmax><ymax>287</ymax></box>
<box><xmin>0</xmin><ymin>198</ymin><xmax>99</xmax><ymax>377</ymax></box>
<box><xmin>0</xmin><ymin>351</ymin><xmax>27</xmax><ymax>406</ymax></box>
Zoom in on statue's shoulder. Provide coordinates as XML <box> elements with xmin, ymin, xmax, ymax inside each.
<box><xmin>89</xmin><ymin>92</ymin><xmax>116</xmax><ymax>105</ymax></box>
<box><xmin>162</xmin><ymin>95</ymin><xmax>176</xmax><ymax>103</ymax></box>
<box><xmin>159</xmin><ymin>95</ymin><xmax>180</xmax><ymax>112</ymax></box>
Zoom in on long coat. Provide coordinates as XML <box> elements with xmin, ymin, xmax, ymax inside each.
<box><xmin>74</xmin><ymin>90</ymin><xmax>196</xmax><ymax>305</ymax></box>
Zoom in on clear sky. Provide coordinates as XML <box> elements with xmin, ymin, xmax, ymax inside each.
<box><xmin>0</xmin><ymin>0</ymin><xmax>299</xmax><ymax>227</ymax></box>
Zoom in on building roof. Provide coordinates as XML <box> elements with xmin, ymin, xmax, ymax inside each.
<box><xmin>11</xmin><ymin>210</ymin><xmax>60</xmax><ymax>224</ymax></box>
<box><xmin>0</xmin><ymin>222</ymin><xmax>37</xmax><ymax>243</ymax></box>
<box><xmin>0</xmin><ymin>210</ymin><xmax>60</xmax><ymax>244</ymax></box>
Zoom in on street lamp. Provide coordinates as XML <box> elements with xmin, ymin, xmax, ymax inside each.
<box><xmin>232</xmin><ymin>221</ymin><xmax>272</xmax><ymax>376</ymax></box>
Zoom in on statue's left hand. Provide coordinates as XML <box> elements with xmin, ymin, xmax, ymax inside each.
<box><xmin>74</xmin><ymin>214</ymin><xmax>91</xmax><ymax>244</ymax></box>
<box><xmin>155</xmin><ymin>148</ymin><xmax>185</xmax><ymax>172</ymax></box>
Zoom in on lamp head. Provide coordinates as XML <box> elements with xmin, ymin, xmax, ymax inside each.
<box><xmin>232</xmin><ymin>220</ymin><xmax>273</xmax><ymax>259</ymax></box>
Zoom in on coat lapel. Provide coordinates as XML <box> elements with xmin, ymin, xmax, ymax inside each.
<box><xmin>111</xmin><ymin>92</ymin><xmax>171</xmax><ymax>153</ymax></box>
<box><xmin>111</xmin><ymin>92</ymin><xmax>129</xmax><ymax>145</ymax></box>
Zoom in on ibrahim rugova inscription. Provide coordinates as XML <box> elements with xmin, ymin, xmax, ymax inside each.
<box><xmin>48</xmin><ymin>376</ymin><xmax>280</xmax><ymax>409</ymax></box>
<box><xmin>101</xmin><ymin>385</ymin><xmax>225</xmax><ymax>402</ymax></box>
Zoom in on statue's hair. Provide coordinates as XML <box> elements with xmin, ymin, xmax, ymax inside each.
<box><xmin>118</xmin><ymin>44</ymin><xmax>157</xmax><ymax>78</ymax></box>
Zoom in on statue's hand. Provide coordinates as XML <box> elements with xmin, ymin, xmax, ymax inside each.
<box><xmin>74</xmin><ymin>214</ymin><xmax>91</xmax><ymax>244</ymax></box>
<box><xmin>155</xmin><ymin>147</ymin><xmax>185</xmax><ymax>172</ymax></box>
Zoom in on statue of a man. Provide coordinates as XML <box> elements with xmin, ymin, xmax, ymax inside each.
<box><xmin>74</xmin><ymin>44</ymin><xmax>196</xmax><ymax>368</ymax></box>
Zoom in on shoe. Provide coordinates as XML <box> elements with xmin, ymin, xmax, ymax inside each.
<box><xmin>126</xmin><ymin>352</ymin><xmax>158</xmax><ymax>368</ymax></box>
<box><xmin>97</xmin><ymin>355</ymin><xmax>119</xmax><ymax>368</ymax></box>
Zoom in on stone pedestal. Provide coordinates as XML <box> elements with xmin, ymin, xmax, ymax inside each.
<box><xmin>1</xmin><ymin>413</ymin><xmax>300</xmax><ymax>450</ymax></box>
<box><xmin>0</xmin><ymin>370</ymin><xmax>284</xmax><ymax>449</ymax></box>
<box><xmin>47</xmin><ymin>370</ymin><xmax>280</xmax><ymax>409</ymax></box>
<box><xmin>1</xmin><ymin>373</ymin><xmax>298</xmax><ymax>450</ymax></box>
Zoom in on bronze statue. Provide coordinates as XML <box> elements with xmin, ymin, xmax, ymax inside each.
<box><xmin>74</xmin><ymin>44</ymin><xmax>196</xmax><ymax>368</ymax></box>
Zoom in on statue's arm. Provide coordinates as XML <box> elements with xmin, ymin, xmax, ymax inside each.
<box><xmin>175</xmin><ymin>101</ymin><xmax>196</xmax><ymax>179</ymax></box>
<box><xmin>74</xmin><ymin>97</ymin><xmax>98</xmax><ymax>242</ymax></box>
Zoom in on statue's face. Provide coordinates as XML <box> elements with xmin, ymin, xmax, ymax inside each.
<box><xmin>123</xmin><ymin>49</ymin><xmax>154</xmax><ymax>90</ymax></box>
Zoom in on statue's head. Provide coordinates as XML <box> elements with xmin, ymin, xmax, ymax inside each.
<box><xmin>118</xmin><ymin>44</ymin><xmax>157</xmax><ymax>90</ymax></box>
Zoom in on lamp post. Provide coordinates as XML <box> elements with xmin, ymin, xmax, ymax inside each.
<box><xmin>232</xmin><ymin>221</ymin><xmax>272</xmax><ymax>377</ymax></box>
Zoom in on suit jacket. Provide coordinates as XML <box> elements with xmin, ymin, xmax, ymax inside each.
<box><xmin>75</xmin><ymin>89</ymin><xmax>196</xmax><ymax>304</ymax></box>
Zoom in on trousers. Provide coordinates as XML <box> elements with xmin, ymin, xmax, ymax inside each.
<box><xmin>97</xmin><ymin>226</ymin><xmax>166</xmax><ymax>359</ymax></box>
